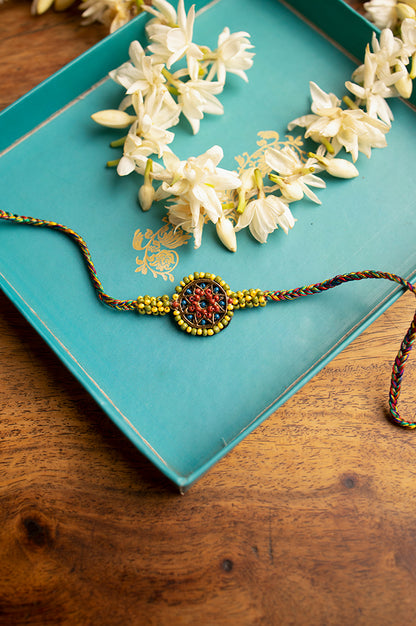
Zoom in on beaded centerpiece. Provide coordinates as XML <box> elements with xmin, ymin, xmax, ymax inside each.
<box><xmin>170</xmin><ymin>273</ymin><xmax>268</xmax><ymax>335</ymax></box>
<box><xmin>171</xmin><ymin>274</ymin><xmax>232</xmax><ymax>335</ymax></box>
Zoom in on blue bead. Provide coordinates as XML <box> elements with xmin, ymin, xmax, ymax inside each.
<box><xmin>219</xmin><ymin>300</ymin><xmax>225</xmax><ymax>307</ymax></box>
<box><xmin>181</xmin><ymin>299</ymin><xmax>187</xmax><ymax>307</ymax></box>
<box><xmin>200</xmin><ymin>301</ymin><xmax>207</xmax><ymax>308</ymax></box>
<box><xmin>214</xmin><ymin>313</ymin><xmax>220</xmax><ymax>320</ymax></box>
<box><xmin>185</xmin><ymin>288</ymin><xmax>192</xmax><ymax>295</ymax></box>
<box><xmin>186</xmin><ymin>315</ymin><xmax>193</xmax><ymax>321</ymax></box>
<box><xmin>200</xmin><ymin>283</ymin><xmax>206</xmax><ymax>289</ymax></box>
<box><xmin>213</xmin><ymin>286</ymin><xmax>220</xmax><ymax>293</ymax></box>
<box><xmin>200</xmin><ymin>319</ymin><xmax>206</xmax><ymax>326</ymax></box>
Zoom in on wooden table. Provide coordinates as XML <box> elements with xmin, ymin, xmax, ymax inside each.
<box><xmin>1</xmin><ymin>2</ymin><xmax>416</xmax><ymax>624</ymax></box>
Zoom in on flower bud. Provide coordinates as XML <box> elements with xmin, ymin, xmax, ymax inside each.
<box><xmin>31</xmin><ymin>0</ymin><xmax>54</xmax><ymax>14</ymax></box>
<box><xmin>395</xmin><ymin>64</ymin><xmax>413</xmax><ymax>99</ymax></box>
<box><xmin>138</xmin><ymin>182</ymin><xmax>155</xmax><ymax>212</ymax></box>
<box><xmin>54</xmin><ymin>0</ymin><xmax>76</xmax><ymax>9</ymax></box>
<box><xmin>325</xmin><ymin>158</ymin><xmax>359</xmax><ymax>179</ymax></box>
<box><xmin>216</xmin><ymin>216</ymin><xmax>237</xmax><ymax>252</ymax></box>
<box><xmin>91</xmin><ymin>110</ymin><xmax>136</xmax><ymax>129</ymax></box>
<box><xmin>397</xmin><ymin>2</ymin><xmax>416</xmax><ymax>19</ymax></box>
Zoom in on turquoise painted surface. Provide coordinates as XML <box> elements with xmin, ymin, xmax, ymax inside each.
<box><xmin>0</xmin><ymin>0</ymin><xmax>415</xmax><ymax>487</ymax></box>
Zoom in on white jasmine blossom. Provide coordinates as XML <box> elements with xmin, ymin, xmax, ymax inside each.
<box><xmin>235</xmin><ymin>195</ymin><xmax>296</xmax><ymax>243</ymax></box>
<box><xmin>142</xmin><ymin>0</ymin><xmax>177</xmax><ymax>27</ymax></box>
<box><xmin>345</xmin><ymin>48</ymin><xmax>397</xmax><ymax>125</ymax></box>
<box><xmin>116</xmin><ymin>127</ymin><xmax>154</xmax><ymax>176</ymax></box>
<box><xmin>205</xmin><ymin>28</ymin><xmax>255</xmax><ymax>84</ymax></box>
<box><xmin>236</xmin><ymin>167</ymin><xmax>257</xmax><ymax>214</ymax></box>
<box><xmin>265</xmin><ymin>146</ymin><xmax>325</xmax><ymax>204</ymax></box>
<box><xmin>161</xmin><ymin>146</ymin><xmax>241</xmax><ymax>230</ymax></box>
<box><xmin>288</xmin><ymin>82</ymin><xmax>390</xmax><ymax>161</ymax></box>
<box><xmin>131</xmin><ymin>89</ymin><xmax>181</xmax><ymax>156</ymax></box>
<box><xmin>364</xmin><ymin>0</ymin><xmax>399</xmax><ymax>28</ymax></box>
<box><xmin>400</xmin><ymin>18</ymin><xmax>416</xmax><ymax>77</ymax></box>
<box><xmin>147</xmin><ymin>0</ymin><xmax>203</xmax><ymax>76</ymax></box>
<box><xmin>353</xmin><ymin>29</ymin><xmax>403</xmax><ymax>87</ymax></box>
<box><xmin>168</xmin><ymin>199</ymin><xmax>206</xmax><ymax>249</ymax></box>
<box><xmin>109</xmin><ymin>40</ymin><xmax>167</xmax><ymax>97</ymax></box>
<box><xmin>177</xmin><ymin>71</ymin><xmax>224</xmax><ymax>134</ymax></box>
<box><xmin>79</xmin><ymin>0</ymin><xmax>137</xmax><ymax>32</ymax></box>
<box><xmin>400</xmin><ymin>18</ymin><xmax>416</xmax><ymax>58</ymax></box>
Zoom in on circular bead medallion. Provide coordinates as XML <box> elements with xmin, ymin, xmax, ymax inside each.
<box><xmin>171</xmin><ymin>273</ymin><xmax>234</xmax><ymax>336</ymax></box>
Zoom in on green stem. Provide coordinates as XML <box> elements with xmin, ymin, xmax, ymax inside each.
<box><xmin>106</xmin><ymin>159</ymin><xmax>120</xmax><ymax>167</ymax></box>
<box><xmin>343</xmin><ymin>95</ymin><xmax>359</xmax><ymax>110</ymax></box>
<box><xmin>254</xmin><ymin>168</ymin><xmax>264</xmax><ymax>198</ymax></box>
<box><xmin>110</xmin><ymin>136</ymin><xmax>127</xmax><ymax>148</ymax></box>
<box><xmin>319</xmin><ymin>138</ymin><xmax>335</xmax><ymax>154</ymax></box>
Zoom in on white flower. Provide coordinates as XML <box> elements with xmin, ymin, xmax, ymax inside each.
<box><xmin>79</xmin><ymin>0</ymin><xmax>136</xmax><ymax>32</ymax></box>
<box><xmin>346</xmin><ymin>48</ymin><xmax>397</xmax><ymax>125</ymax></box>
<box><xmin>177</xmin><ymin>69</ymin><xmax>224</xmax><ymax>134</ymax></box>
<box><xmin>354</xmin><ymin>29</ymin><xmax>407</xmax><ymax>80</ymax></box>
<box><xmin>235</xmin><ymin>195</ymin><xmax>295</xmax><ymax>243</ymax></box>
<box><xmin>265</xmin><ymin>146</ymin><xmax>325</xmax><ymax>204</ymax></box>
<box><xmin>135</xmin><ymin>89</ymin><xmax>180</xmax><ymax>151</ymax></box>
<box><xmin>167</xmin><ymin>199</ymin><xmax>205</xmax><ymax>249</ymax></box>
<box><xmin>142</xmin><ymin>0</ymin><xmax>177</xmax><ymax>26</ymax></box>
<box><xmin>161</xmin><ymin>146</ymin><xmax>241</xmax><ymax>230</ymax></box>
<box><xmin>115</xmin><ymin>89</ymin><xmax>180</xmax><ymax>176</ymax></box>
<box><xmin>364</xmin><ymin>0</ymin><xmax>399</xmax><ymax>28</ymax></box>
<box><xmin>400</xmin><ymin>18</ymin><xmax>416</xmax><ymax>58</ymax></box>
<box><xmin>147</xmin><ymin>0</ymin><xmax>203</xmax><ymax>76</ymax></box>
<box><xmin>206</xmin><ymin>27</ymin><xmax>255</xmax><ymax>84</ymax></box>
<box><xmin>116</xmin><ymin>128</ymin><xmax>155</xmax><ymax>176</ymax></box>
<box><xmin>109</xmin><ymin>40</ymin><xmax>166</xmax><ymax>96</ymax></box>
<box><xmin>401</xmin><ymin>18</ymin><xmax>416</xmax><ymax>77</ymax></box>
<box><xmin>288</xmin><ymin>82</ymin><xmax>390</xmax><ymax>161</ymax></box>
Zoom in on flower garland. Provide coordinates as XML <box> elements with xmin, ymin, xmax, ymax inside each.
<box><xmin>90</xmin><ymin>0</ymin><xmax>416</xmax><ymax>252</ymax></box>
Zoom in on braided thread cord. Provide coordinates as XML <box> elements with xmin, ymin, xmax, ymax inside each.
<box><xmin>264</xmin><ymin>272</ymin><xmax>416</xmax><ymax>428</ymax></box>
<box><xmin>0</xmin><ymin>210</ymin><xmax>139</xmax><ymax>311</ymax></box>
<box><xmin>1</xmin><ymin>210</ymin><xmax>415</xmax><ymax>428</ymax></box>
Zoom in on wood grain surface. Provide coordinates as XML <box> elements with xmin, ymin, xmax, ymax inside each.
<box><xmin>1</xmin><ymin>2</ymin><xmax>416</xmax><ymax>624</ymax></box>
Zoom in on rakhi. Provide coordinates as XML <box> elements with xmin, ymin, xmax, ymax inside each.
<box><xmin>1</xmin><ymin>208</ymin><xmax>415</xmax><ymax>430</ymax></box>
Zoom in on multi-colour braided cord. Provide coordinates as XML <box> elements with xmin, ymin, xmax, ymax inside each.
<box><xmin>264</xmin><ymin>273</ymin><xmax>416</xmax><ymax>429</ymax></box>
<box><xmin>1</xmin><ymin>209</ymin><xmax>415</xmax><ymax>428</ymax></box>
<box><xmin>0</xmin><ymin>210</ymin><xmax>138</xmax><ymax>311</ymax></box>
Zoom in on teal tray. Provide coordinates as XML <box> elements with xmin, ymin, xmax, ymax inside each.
<box><xmin>1</xmin><ymin>0</ymin><xmax>415</xmax><ymax>489</ymax></box>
